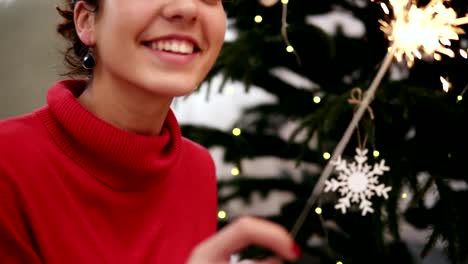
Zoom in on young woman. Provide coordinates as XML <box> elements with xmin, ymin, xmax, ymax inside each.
<box><xmin>0</xmin><ymin>0</ymin><xmax>300</xmax><ymax>263</ymax></box>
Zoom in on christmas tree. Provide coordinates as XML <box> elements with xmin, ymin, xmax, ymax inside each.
<box><xmin>182</xmin><ymin>0</ymin><xmax>468</xmax><ymax>263</ymax></box>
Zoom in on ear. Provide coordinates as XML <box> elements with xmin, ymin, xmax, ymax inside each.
<box><xmin>74</xmin><ymin>2</ymin><xmax>97</xmax><ymax>46</ymax></box>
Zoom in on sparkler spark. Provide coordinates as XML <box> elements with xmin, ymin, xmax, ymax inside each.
<box><xmin>379</xmin><ymin>0</ymin><xmax>468</xmax><ymax>66</ymax></box>
<box><xmin>440</xmin><ymin>76</ymin><xmax>452</xmax><ymax>92</ymax></box>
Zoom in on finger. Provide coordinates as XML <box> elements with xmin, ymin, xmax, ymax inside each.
<box><xmin>195</xmin><ymin>216</ymin><xmax>299</xmax><ymax>262</ymax></box>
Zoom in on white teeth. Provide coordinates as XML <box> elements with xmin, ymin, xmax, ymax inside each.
<box><xmin>171</xmin><ymin>42</ymin><xmax>178</xmax><ymax>52</ymax></box>
<box><xmin>148</xmin><ymin>40</ymin><xmax>195</xmax><ymax>54</ymax></box>
<box><xmin>180</xmin><ymin>42</ymin><xmax>194</xmax><ymax>54</ymax></box>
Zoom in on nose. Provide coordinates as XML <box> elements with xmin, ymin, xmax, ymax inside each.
<box><xmin>161</xmin><ymin>0</ymin><xmax>198</xmax><ymax>23</ymax></box>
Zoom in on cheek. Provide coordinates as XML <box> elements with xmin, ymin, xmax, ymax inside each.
<box><xmin>209</xmin><ymin>14</ymin><xmax>227</xmax><ymax>52</ymax></box>
<box><xmin>99</xmin><ymin>4</ymin><xmax>147</xmax><ymax>40</ymax></box>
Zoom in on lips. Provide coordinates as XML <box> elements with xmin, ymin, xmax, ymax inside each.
<box><xmin>142</xmin><ymin>35</ymin><xmax>201</xmax><ymax>55</ymax></box>
<box><xmin>142</xmin><ymin>35</ymin><xmax>202</xmax><ymax>65</ymax></box>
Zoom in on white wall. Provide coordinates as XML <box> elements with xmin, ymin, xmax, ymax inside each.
<box><xmin>0</xmin><ymin>0</ymin><xmax>63</xmax><ymax>118</ymax></box>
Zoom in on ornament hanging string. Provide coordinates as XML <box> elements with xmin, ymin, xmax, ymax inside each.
<box><xmin>290</xmin><ymin>49</ymin><xmax>395</xmax><ymax>238</ymax></box>
<box><xmin>348</xmin><ymin>87</ymin><xmax>375</xmax><ymax>121</ymax></box>
<box><xmin>348</xmin><ymin>87</ymin><xmax>375</xmax><ymax>149</ymax></box>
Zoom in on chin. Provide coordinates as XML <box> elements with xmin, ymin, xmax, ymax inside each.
<box><xmin>121</xmin><ymin>64</ymin><xmax>209</xmax><ymax>98</ymax></box>
<box><xmin>141</xmin><ymin>78</ymin><xmax>200</xmax><ymax>97</ymax></box>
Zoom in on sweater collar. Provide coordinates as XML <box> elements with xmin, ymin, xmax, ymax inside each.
<box><xmin>40</xmin><ymin>79</ymin><xmax>182</xmax><ymax>191</ymax></box>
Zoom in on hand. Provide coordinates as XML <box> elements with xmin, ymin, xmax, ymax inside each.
<box><xmin>186</xmin><ymin>216</ymin><xmax>301</xmax><ymax>264</ymax></box>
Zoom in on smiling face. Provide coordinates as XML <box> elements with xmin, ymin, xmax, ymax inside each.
<box><xmin>77</xmin><ymin>0</ymin><xmax>226</xmax><ymax>97</ymax></box>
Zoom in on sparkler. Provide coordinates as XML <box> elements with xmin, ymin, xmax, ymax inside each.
<box><xmin>380</xmin><ymin>0</ymin><xmax>468</xmax><ymax>67</ymax></box>
<box><xmin>291</xmin><ymin>0</ymin><xmax>468</xmax><ymax>237</ymax></box>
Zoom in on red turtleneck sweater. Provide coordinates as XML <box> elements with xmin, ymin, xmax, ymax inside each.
<box><xmin>0</xmin><ymin>80</ymin><xmax>217</xmax><ymax>263</ymax></box>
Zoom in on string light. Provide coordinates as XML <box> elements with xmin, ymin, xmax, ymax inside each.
<box><xmin>218</xmin><ymin>210</ymin><xmax>227</xmax><ymax>220</ymax></box>
<box><xmin>323</xmin><ymin>152</ymin><xmax>331</xmax><ymax>160</ymax></box>
<box><xmin>279</xmin><ymin>0</ymin><xmax>300</xmax><ymax>65</ymax></box>
<box><xmin>254</xmin><ymin>15</ymin><xmax>263</xmax><ymax>23</ymax></box>
<box><xmin>313</xmin><ymin>96</ymin><xmax>321</xmax><ymax>104</ymax></box>
<box><xmin>457</xmin><ymin>95</ymin><xmax>463</xmax><ymax>102</ymax></box>
<box><xmin>315</xmin><ymin>207</ymin><xmax>322</xmax><ymax>215</ymax></box>
<box><xmin>373</xmin><ymin>150</ymin><xmax>380</xmax><ymax>158</ymax></box>
<box><xmin>231</xmin><ymin>167</ymin><xmax>240</xmax><ymax>176</ymax></box>
<box><xmin>401</xmin><ymin>193</ymin><xmax>408</xmax><ymax>199</ymax></box>
<box><xmin>232</xmin><ymin>128</ymin><xmax>242</xmax><ymax>136</ymax></box>
<box><xmin>337</xmin><ymin>261</ymin><xmax>343</xmax><ymax>264</ymax></box>
<box><xmin>434</xmin><ymin>53</ymin><xmax>442</xmax><ymax>61</ymax></box>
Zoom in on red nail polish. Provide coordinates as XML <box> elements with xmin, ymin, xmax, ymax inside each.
<box><xmin>292</xmin><ymin>242</ymin><xmax>302</xmax><ymax>258</ymax></box>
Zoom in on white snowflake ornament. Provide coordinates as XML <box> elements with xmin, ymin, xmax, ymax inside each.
<box><xmin>324</xmin><ymin>148</ymin><xmax>391</xmax><ymax>216</ymax></box>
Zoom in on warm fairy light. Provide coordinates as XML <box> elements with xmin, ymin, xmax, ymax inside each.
<box><xmin>440</xmin><ymin>76</ymin><xmax>451</xmax><ymax>92</ymax></box>
<box><xmin>323</xmin><ymin>152</ymin><xmax>331</xmax><ymax>160</ymax></box>
<box><xmin>218</xmin><ymin>210</ymin><xmax>227</xmax><ymax>219</ymax></box>
<box><xmin>231</xmin><ymin>167</ymin><xmax>240</xmax><ymax>176</ymax></box>
<box><xmin>402</xmin><ymin>193</ymin><xmax>408</xmax><ymax>199</ymax></box>
<box><xmin>373</xmin><ymin>150</ymin><xmax>380</xmax><ymax>158</ymax></box>
<box><xmin>254</xmin><ymin>15</ymin><xmax>263</xmax><ymax>23</ymax></box>
<box><xmin>457</xmin><ymin>95</ymin><xmax>463</xmax><ymax>102</ymax></box>
<box><xmin>315</xmin><ymin>207</ymin><xmax>322</xmax><ymax>215</ymax></box>
<box><xmin>232</xmin><ymin>128</ymin><xmax>242</xmax><ymax>136</ymax></box>
<box><xmin>281</xmin><ymin>0</ymin><xmax>288</xmax><ymax>4</ymax></box>
<box><xmin>313</xmin><ymin>96</ymin><xmax>321</xmax><ymax>104</ymax></box>
<box><xmin>337</xmin><ymin>262</ymin><xmax>343</xmax><ymax>264</ymax></box>
<box><xmin>434</xmin><ymin>53</ymin><xmax>442</xmax><ymax>61</ymax></box>
<box><xmin>286</xmin><ymin>45</ymin><xmax>294</xmax><ymax>53</ymax></box>
<box><xmin>379</xmin><ymin>0</ymin><xmax>468</xmax><ymax>67</ymax></box>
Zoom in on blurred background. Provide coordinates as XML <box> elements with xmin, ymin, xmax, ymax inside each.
<box><xmin>2</xmin><ymin>0</ymin><xmax>468</xmax><ymax>263</ymax></box>
<box><xmin>0</xmin><ymin>0</ymin><xmax>61</xmax><ymax>118</ymax></box>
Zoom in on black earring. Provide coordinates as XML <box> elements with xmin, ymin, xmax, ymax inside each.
<box><xmin>82</xmin><ymin>49</ymin><xmax>96</xmax><ymax>70</ymax></box>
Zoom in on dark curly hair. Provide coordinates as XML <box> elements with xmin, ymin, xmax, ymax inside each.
<box><xmin>56</xmin><ymin>0</ymin><xmax>99</xmax><ymax>77</ymax></box>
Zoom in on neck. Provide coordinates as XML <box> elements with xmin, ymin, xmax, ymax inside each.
<box><xmin>78</xmin><ymin>74</ymin><xmax>173</xmax><ymax>136</ymax></box>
